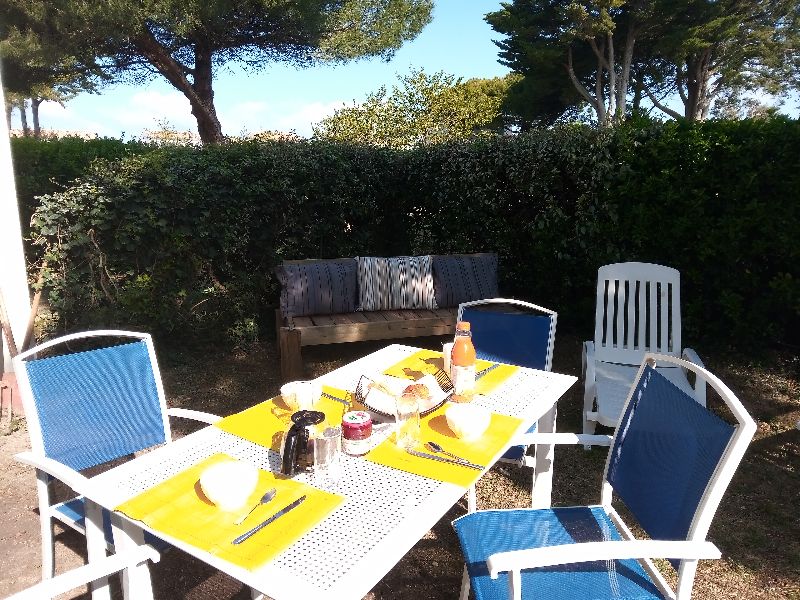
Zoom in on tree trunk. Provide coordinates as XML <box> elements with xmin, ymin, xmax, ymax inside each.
<box><xmin>4</xmin><ymin>101</ymin><xmax>11</xmax><ymax>130</ymax></box>
<box><xmin>133</xmin><ymin>28</ymin><xmax>225</xmax><ymax>144</ymax></box>
<box><xmin>18</xmin><ymin>99</ymin><xmax>30</xmax><ymax>136</ymax></box>
<box><xmin>31</xmin><ymin>98</ymin><xmax>42</xmax><ymax>138</ymax></box>
<box><xmin>683</xmin><ymin>48</ymin><xmax>713</xmax><ymax>121</ymax></box>
<box><xmin>191</xmin><ymin>43</ymin><xmax>224</xmax><ymax>144</ymax></box>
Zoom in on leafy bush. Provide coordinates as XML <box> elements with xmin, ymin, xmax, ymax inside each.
<box><xmin>28</xmin><ymin>120</ymin><xmax>800</xmax><ymax>347</ymax></box>
<box><xmin>10</xmin><ymin>135</ymin><xmax>154</xmax><ymax>234</ymax></box>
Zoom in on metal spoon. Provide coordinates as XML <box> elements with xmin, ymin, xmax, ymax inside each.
<box><xmin>425</xmin><ymin>441</ymin><xmax>477</xmax><ymax>467</ymax></box>
<box><xmin>234</xmin><ymin>488</ymin><xmax>277</xmax><ymax>525</ymax></box>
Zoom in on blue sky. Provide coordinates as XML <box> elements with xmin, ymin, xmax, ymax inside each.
<box><xmin>16</xmin><ymin>0</ymin><xmax>511</xmax><ymax>139</ymax></box>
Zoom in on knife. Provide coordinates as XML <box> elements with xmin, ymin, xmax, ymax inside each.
<box><xmin>406</xmin><ymin>448</ymin><xmax>484</xmax><ymax>471</ymax></box>
<box><xmin>232</xmin><ymin>495</ymin><xmax>306</xmax><ymax>545</ymax></box>
<box><xmin>476</xmin><ymin>363</ymin><xmax>501</xmax><ymax>380</ymax></box>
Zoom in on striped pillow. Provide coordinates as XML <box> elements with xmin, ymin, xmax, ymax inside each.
<box><xmin>276</xmin><ymin>259</ymin><xmax>358</xmax><ymax>317</ymax></box>
<box><xmin>357</xmin><ymin>256</ymin><xmax>438</xmax><ymax>311</ymax></box>
<box><xmin>432</xmin><ymin>253</ymin><xmax>499</xmax><ymax>308</ymax></box>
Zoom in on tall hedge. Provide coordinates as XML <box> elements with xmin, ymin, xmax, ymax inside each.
<box><xmin>27</xmin><ymin>119</ymin><xmax>800</xmax><ymax>347</ymax></box>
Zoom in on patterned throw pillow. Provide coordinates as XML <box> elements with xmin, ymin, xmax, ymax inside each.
<box><xmin>357</xmin><ymin>255</ymin><xmax>438</xmax><ymax>311</ymax></box>
<box><xmin>432</xmin><ymin>253</ymin><xmax>499</xmax><ymax>308</ymax></box>
<box><xmin>275</xmin><ymin>259</ymin><xmax>358</xmax><ymax>317</ymax></box>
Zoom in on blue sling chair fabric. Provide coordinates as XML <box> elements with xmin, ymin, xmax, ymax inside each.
<box><xmin>25</xmin><ymin>339</ymin><xmax>169</xmax><ymax>549</ymax></box>
<box><xmin>461</xmin><ymin>305</ymin><xmax>554</xmax><ymax>463</ymax></box>
<box><xmin>453</xmin><ymin>365</ymin><xmax>736</xmax><ymax>600</ymax></box>
<box><xmin>26</xmin><ymin>341</ymin><xmax>166</xmax><ymax>471</ymax></box>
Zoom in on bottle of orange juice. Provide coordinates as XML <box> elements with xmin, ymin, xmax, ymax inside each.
<box><xmin>451</xmin><ymin>321</ymin><xmax>476</xmax><ymax>402</ymax></box>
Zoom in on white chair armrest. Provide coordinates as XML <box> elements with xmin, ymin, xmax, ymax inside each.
<box><xmin>167</xmin><ymin>407</ymin><xmax>222</xmax><ymax>425</ymax></box>
<box><xmin>680</xmin><ymin>348</ymin><xmax>707</xmax><ymax>406</ymax></box>
<box><xmin>15</xmin><ymin>451</ymin><xmax>97</xmax><ymax>498</ymax></box>
<box><xmin>6</xmin><ymin>544</ymin><xmax>160</xmax><ymax>600</ymax></box>
<box><xmin>488</xmin><ymin>539</ymin><xmax>721</xmax><ymax>579</ymax></box>
<box><xmin>516</xmin><ymin>433</ymin><xmax>613</xmax><ymax>447</ymax></box>
<box><xmin>681</xmin><ymin>347</ymin><xmax>704</xmax><ymax>369</ymax></box>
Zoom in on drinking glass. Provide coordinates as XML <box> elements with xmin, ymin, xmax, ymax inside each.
<box><xmin>442</xmin><ymin>342</ymin><xmax>454</xmax><ymax>378</ymax></box>
<box><xmin>313</xmin><ymin>426</ymin><xmax>342</xmax><ymax>487</ymax></box>
<box><xmin>394</xmin><ymin>392</ymin><xmax>420</xmax><ymax>450</ymax></box>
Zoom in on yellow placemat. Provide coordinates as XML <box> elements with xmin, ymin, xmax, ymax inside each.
<box><xmin>366</xmin><ymin>409</ymin><xmax>523</xmax><ymax>487</ymax></box>
<box><xmin>383</xmin><ymin>349</ymin><xmax>518</xmax><ymax>395</ymax></box>
<box><xmin>115</xmin><ymin>453</ymin><xmax>344</xmax><ymax>571</ymax></box>
<box><xmin>215</xmin><ymin>385</ymin><xmax>351</xmax><ymax>451</ymax></box>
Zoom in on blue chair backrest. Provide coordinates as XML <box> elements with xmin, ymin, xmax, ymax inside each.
<box><xmin>607</xmin><ymin>365</ymin><xmax>735</xmax><ymax>565</ymax></box>
<box><xmin>461</xmin><ymin>305</ymin><xmax>553</xmax><ymax>371</ymax></box>
<box><xmin>24</xmin><ymin>340</ymin><xmax>167</xmax><ymax>471</ymax></box>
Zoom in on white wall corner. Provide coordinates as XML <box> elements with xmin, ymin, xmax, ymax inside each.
<box><xmin>0</xmin><ymin>75</ymin><xmax>33</xmax><ymax>372</ymax></box>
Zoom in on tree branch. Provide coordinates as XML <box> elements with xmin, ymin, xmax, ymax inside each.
<box><xmin>565</xmin><ymin>46</ymin><xmax>597</xmax><ymax>108</ymax></box>
<box><xmin>643</xmin><ymin>85</ymin><xmax>683</xmax><ymax>120</ymax></box>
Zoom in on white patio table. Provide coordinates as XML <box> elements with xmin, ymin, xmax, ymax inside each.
<box><xmin>90</xmin><ymin>344</ymin><xmax>577</xmax><ymax>600</ymax></box>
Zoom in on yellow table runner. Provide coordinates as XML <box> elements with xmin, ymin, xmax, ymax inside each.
<box><xmin>115</xmin><ymin>453</ymin><xmax>344</xmax><ymax>570</ymax></box>
<box><xmin>215</xmin><ymin>385</ymin><xmax>351</xmax><ymax>451</ymax></box>
<box><xmin>383</xmin><ymin>349</ymin><xmax>518</xmax><ymax>396</ymax></box>
<box><xmin>366</xmin><ymin>409</ymin><xmax>523</xmax><ymax>487</ymax></box>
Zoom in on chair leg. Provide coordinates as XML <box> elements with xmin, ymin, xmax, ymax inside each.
<box><xmin>582</xmin><ymin>390</ymin><xmax>598</xmax><ymax>451</ymax></box>
<box><xmin>84</xmin><ymin>500</ymin><xmax>112</xmax><ymax>600</ymax></box>
<box><xmin>35</xmin><ymin>471</ymin><xmax>55</xmax><ymax>579</ymax></box>
<box><xmin>467</xmin><ymin>484</ymin><xmax>477</xmax><ymax>513</ymax></box>
<box><xmin>459</xmin><ymin>565</ymin><xmax>471</xmax><ymax>600</ymax></box>
<box><xmin>531</xmin><ymin>405</ymin><xmax>556</xmax><ymax>509</ymax></box>
<box><xmin>109</xmin><ymin>513</ymin><xmax>156</xmax><ymax>600</ymax></box>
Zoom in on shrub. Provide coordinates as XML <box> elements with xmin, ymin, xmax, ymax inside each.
<box><xmin>28</xmin><ymin>120</ymin><xmax>800</xmax><ymax>347</ymax></box>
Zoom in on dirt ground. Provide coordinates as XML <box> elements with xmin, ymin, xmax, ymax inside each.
<box><xmin>1</xmin><ymin>333</ymin><xmax>798</xmax><ymax>599</ymax></box>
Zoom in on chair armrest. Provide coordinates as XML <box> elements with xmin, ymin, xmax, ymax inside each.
<box><xmin>515</xmin><ymin>433</ymin><xmax>613</xmax><ymax>447</ymax></box>
<box><xmin>488</xmin><ymin>539</ymin><xmax>721</xmax><ymax>579</ymax></box>
<box><xmin>6</xmin><ymin>544</ymin><xmax>160</xmax><ymax>600</ymax></box>
<box><xmin>167</xmin><ymin>407</ymin><xmax>222</xmax><ymax>425</ymax></box>
<box><xmin>15</xmin><ymin>451</ymin><xmax>97</xmax><ymax>498</ymax></box>
<box><xmin>681</xmin><ymin>348</ymin><xmax>707</xmax><ymax>406</ymax></box>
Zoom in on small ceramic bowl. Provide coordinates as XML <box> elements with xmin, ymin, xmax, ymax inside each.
<box><xmin>445</xmin><ymin>403</ymin><xmax>491</xmax><ymax>441</ymax></box>
<box><xmin>199</xmin><ymin>460</ymin><xmax>259</xmax><ymax>511</ymax></box>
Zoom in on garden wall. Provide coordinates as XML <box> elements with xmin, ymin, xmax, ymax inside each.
<box><xmin>19</xmin><ymin>119</ymin><xmax>800</xmax><ymax>347</ymax></box>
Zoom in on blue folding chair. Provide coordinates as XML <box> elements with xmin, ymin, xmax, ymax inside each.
<box><xmin>13</xmin><ymin>330</ymin><xmax>220</xmax><ymax>599</ymax></box>
<box><xmin>459</xmin><ymin>298</ymin><xmax>557</xmax><ymax>467</ymax></box>
<box><xmin>452</xmin><ymin>353</ymin><xmax>756</xmax><ymax>600</ymax></box>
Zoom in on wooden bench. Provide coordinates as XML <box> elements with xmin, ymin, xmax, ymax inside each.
<box><xmin>275</xmin><ymin>253</ymin><xmax>497</xmax><ymax>381</ymax></box>
<box><xmin>277</xmin><ymin>307</ymin><xmax>458</xmax><ymax>381</ymax></box>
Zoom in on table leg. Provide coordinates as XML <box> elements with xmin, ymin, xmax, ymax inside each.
<box><xmin>531</xmin><ymin>403</ymin><xmax>557</xmax><ymax>508</ymax></box>
<box><xmin>110</xmin><ymin>515</ymin><xmax>155</xmax><ymax>600</ymax></box>
<box><xmin>84</xmin><ymin>499</ymin><xmax>111</xmax><ymax>600</ymax></box>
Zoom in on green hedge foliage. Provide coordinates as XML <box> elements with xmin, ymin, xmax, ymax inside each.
<box><xmin>11</xmin><ymin>136</ymin><xmax>154</xmax><ymax>228</ymax></box>
<box><xmin>27</xmin><ymin>119</ymin><xmax>800</xmax><ymax>347</ymax></box>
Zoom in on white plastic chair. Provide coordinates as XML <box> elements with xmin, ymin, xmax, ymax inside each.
<box><xmin>6</xmin><ymin>543</ymin><xmax>160</xmax><ymax>600</ymax></box>
<box><xmin>453</xmin><ymin>353</ymin><xmax>757</xmax><ymax>600</ymax></box>
<box><xmin>13</xmin><ymin>330</ymin><xmax>220</xmax><ymax>599</ymax></box>
<box><xmin>583</xmin><ymin>262</ymin><xmax>705</xmax><ymax>445</ymax></box>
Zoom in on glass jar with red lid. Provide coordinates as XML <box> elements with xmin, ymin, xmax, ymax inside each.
<box><xmin>341</xmin><ymin>410</ymin><xmax>372</xmax><ymax>456</ymax></box>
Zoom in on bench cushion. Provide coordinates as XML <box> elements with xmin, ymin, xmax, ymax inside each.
<box><xmin>356</xmin><ymin>255</ymin><xmax>437</xmax><ymax>311</ymax></box>
<box><xmin>432</xmin><ymin>253</ymin><xmax>499</xmax><ymax>308</ymax></box>
<box><xmin>276</xmin><ymin>259</ymin><xmax>358</xmax><ymax>317</ymax></box>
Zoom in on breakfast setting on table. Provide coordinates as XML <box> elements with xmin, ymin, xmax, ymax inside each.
<box><xmin>112</xmin><ymin>320</ymin><xmax>527</xmax><ymax>572</ymax></box>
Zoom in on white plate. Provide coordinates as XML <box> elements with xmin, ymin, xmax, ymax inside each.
<box><xmin>361</xmin><ymin>374</ymin><xmax>449</xmax><ymax>417</ymax></box>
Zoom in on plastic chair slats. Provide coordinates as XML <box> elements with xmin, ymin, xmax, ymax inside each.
<box><xmin>461</xmin><ymin>308</ymin><xmax>552</xmax><ymax>371</ymax></box>
<box><xmin>453</xmin><ymin>507</ymin><xmax>665</xmax><ymax>600</ymax></box>
<box><xmin>608</xmin><ymin>366</ymin><xmax>734</xmax><ymax>555</ymax></box>
<box><xmin>26</xmin><ymin>341</ymin><xmax>166</xmax><ymax>471</ymax></box>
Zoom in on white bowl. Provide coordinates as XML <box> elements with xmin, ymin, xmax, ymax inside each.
<box><xmin>199</xmin><ymin>460</ymin><xmax>259</xmax><ymax>511</ymax></box>
<box><xmin>445</xmin><ymin>404</ymin><xmax>491</xmax><ymax>441</ymax></box>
